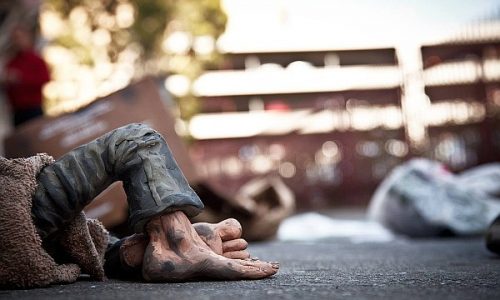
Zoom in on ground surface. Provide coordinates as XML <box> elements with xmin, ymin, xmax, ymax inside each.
<box><xmin>1</xmin><ymin>237</ymin><xmax>499</xmax><ymax>300</ymax></box>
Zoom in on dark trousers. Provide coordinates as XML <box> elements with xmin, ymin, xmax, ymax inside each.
<box><xmin>32</xmin><ymin>124</ymin><xmax>203</xmax><ymax>279</ymax></box>
<box><xmin>14</xmin><ymin>107</ymin><xmax>43</xmax><ymax>127</ymax></box>
<box><xmin>31</xmin><ymin>123</ymin><xmax>204</xmax><ymax>276</ymax></box>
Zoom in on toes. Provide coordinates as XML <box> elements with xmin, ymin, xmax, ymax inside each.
<box><xmin>193</xmin><ymin>222</ymin><xmax>217</xmax><ymax>240</ymax></box>
<box><xmin>242</xmin><ymin>258</ymin><xmax>279</xmax><ymax>269</ymax></box>
<box><xmin>217</xmin><ymin>218</ymin><xmax>243</xmax><ymax>241</ymax></box>
<box><xmin>222</xmin><ymin>258</ymin><xmax>279</xmax><ymax>279</ymax></box>
<box><xmin>193</xmin><ymin>223</ymin><xmax>223</xmax><ymax>255</ymax></box>
<box><xmin>223</xmin><ymin>250</ymin><xmax>250</xmax><ymax>259</ymax></box>
<box><xmin>222</xmin><ymin>238</ymin><xmax>248</xmax><ymax>252</ymax></box>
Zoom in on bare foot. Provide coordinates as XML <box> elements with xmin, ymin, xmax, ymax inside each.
<box><xmin>120</xmin><ymin>218</ymin><xmax>250</xmax><ymax>269</ymax></box>
<box><xmin>119</xmin><ymin>234</ymin><xmax>148</xmax><ymax>270</ymax></box>
<box><xmin>141</xmin><ymin>211</ymin><xmax>279</xmax><ymax>282</ymax></box>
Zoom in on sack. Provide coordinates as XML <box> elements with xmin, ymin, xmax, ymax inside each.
<box><xmin>368</xmin><ymin>158</ymin><xmax>500</xmax><ymax>237</ymax></box>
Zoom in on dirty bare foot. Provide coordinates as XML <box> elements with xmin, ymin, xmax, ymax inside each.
<box><xmin>141</xmin><ymin>211</ymin><xmax>279</xmax><ymax>282</ymax></box>
<box><xmin>119</xmin><ymin>234</ymin><xmax>148</xmax><ymax>270</ymax></box>
<box><xmin>120</xmin><ymin>218</ymin><xmax>250</xmax><ymax>268</ymax></box>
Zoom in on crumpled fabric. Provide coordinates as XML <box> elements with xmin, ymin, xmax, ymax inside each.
<box><xmin>368</xmin><ymin>158</ymin><xmax>500</xmax><ymax>237</ymax></box>
<box><xmin>32</xmin><ymin>123</ymin><xmax>204</xmax><ymax>238</ymax></box>
<box><xmin>0</xmin><ymin>154</ymin><xmax>109</xmax><ymax>289</ymax></box>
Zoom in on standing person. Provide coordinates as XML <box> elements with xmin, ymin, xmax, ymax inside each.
<box><xmin>0</xmin><ymin>123</ymin><xmax>278</xmax><ymax>288</ymax></box>
<box><xmin>1</xmin><ymin>24</ymin><xmax>50</xmax><ymax>127</ymax></box>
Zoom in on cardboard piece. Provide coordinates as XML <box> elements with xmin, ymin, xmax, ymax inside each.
<box><xmin>4</xmin><ymin>77</ymin><xmax>199</xmax><ymax>227</ymax></box>
<box><xmin>193</xmin><ymin>176</ymin><xmax>295</xmax><ymax>241</ymax></box>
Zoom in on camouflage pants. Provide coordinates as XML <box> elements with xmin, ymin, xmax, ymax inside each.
<box><xmin>32</xmin><ymin>123</ymin><xmax>204</xmax><ymax>240</ymax></box>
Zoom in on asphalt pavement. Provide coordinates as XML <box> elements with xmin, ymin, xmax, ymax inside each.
<box><xmin>1</xmin><ymin>237</ymin><xmax>499</xmax><ymax>300</ymax></box>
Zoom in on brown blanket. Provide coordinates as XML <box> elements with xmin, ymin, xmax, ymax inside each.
<box><xmin>0</xmin><ymin>154</ymin><xmax>109</xmax><ymax>288</ymax></box>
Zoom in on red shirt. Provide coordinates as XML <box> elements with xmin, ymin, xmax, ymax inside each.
<box><xmin>5</xmin><ymin>49</ymin><xmax>50</xmax><ymax>110</ymax></box>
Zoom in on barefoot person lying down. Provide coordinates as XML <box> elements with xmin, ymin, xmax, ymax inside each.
<box><xmin>0</xmin><ymin>123</ymin><xmax>278</xmax><ymax>288</ymax></box>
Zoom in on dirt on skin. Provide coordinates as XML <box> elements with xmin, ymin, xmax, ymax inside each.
<box><xmin>119</xmin><ymin>214</ymin><xmax>278</xmax><ymax>281</ymax></box>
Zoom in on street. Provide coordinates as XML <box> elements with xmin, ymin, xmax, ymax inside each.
<box><xmin>1</xmin><ymin>237</ymin><xmax>499</xmax><ymax>299</ymax></box>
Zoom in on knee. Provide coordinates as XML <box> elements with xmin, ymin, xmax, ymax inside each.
<box><xmin>107</xmin><ymin>123</ymin><xmax>167</xmax><ymax>157</ymax></box>
<box><xmin>123</xmin><ymin>123</ymin><xmax>156</xmax><ymax>135</ymax></box>
<box><xmin>115</xmin><ymin>123</ymin><xmax>163</xmax><ymax>142</ymax></box>
<box><xmin>108</xmin><ymin>123</ymin><xmax>167</xmax><ymax>169</ymax></box>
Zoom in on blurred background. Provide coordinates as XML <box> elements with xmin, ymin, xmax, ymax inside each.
<box><xmin>1</xmin><ymin>0</ymin><xmax>500</xmax><ymax>227</ymax></box>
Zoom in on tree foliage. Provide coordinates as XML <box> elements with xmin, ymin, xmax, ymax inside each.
<box><xmin>42</xmin><ymin>0</ymin><xmax>226</xmax><ymax>118</ymax></box>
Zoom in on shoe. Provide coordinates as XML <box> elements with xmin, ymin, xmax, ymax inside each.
<box><xmin>486</xmin><ymin>215</ymin><xmax>500</xmax><ymax>255</ymax></box>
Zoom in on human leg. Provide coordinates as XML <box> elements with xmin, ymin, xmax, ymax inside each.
<box><xmin>32</xmin><ymin>123</ymin><xmax>203</xmax><ymax>240</ymax></box>
<box><xmin>31</xmin><ymin>123</ymin><xmax>278</xmax><ymax>280</ymax></box>
<box><xmin>13</xmin><ymin>107</ymin><xmax>43</xmax><ymax>127</ymax></box>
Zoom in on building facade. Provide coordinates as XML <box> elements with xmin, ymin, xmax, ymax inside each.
<box><xmin>187</xmin><ymin>19</ymin><xmax>500</xmax><ymax>210</ymax></box>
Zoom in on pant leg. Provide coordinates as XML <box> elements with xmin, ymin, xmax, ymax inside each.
<box><xmin>32</xmin><ymin>123</ymin><xmax>204</xmax><ymax>240</ymax></box>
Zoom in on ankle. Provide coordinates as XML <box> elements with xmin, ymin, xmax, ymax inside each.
<box><xmin>120</xmin><ymin>234</ymin><xmax>147</xmax><ymax>268</ymax></box>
